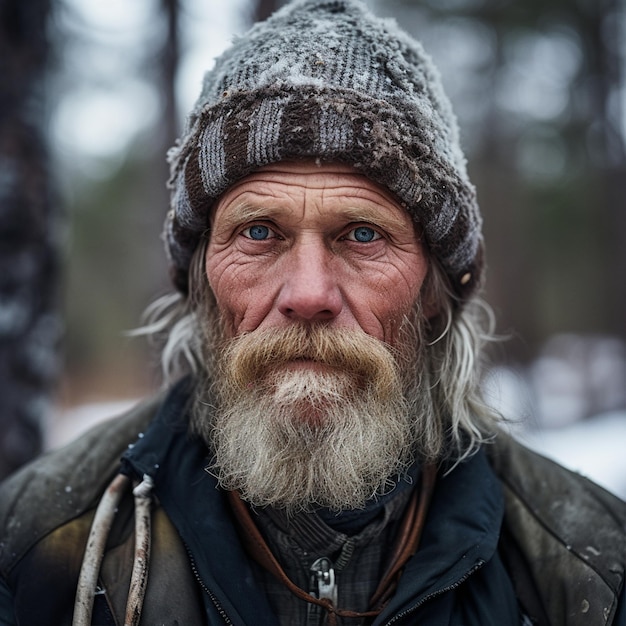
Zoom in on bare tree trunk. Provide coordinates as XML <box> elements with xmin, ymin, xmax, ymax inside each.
<box><xmin>0</xmin><ymin>0</ymin><xmax>59</xmax><ymax>479</ymax></box>
<box><xmin>131</xmin><ymin>0</ymin><xmax>181</xmax><ymax>313</ymax></box>
<box><xmin>471</xmin><ymin>23</ymin><xmax>537</xmax><ymax>361</ymax></box>
<box><xmin>591</xmin><ymin>0</ymin><xmax>626</xmax><ymax>338</ymax></box>
<box><xmin>160</xmin><ymin>0</ymin><xmax>180</xmax><ymax>165</ymax></box>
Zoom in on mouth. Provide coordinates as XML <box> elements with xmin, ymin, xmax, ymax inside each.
<box><xmin>279</xmin><ymin>359</ymin><xmax>336</xmax><ymax>373</ymax></box>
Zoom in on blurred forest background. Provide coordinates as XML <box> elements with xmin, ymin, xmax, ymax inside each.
<box><xmin>1</xmin><ymin>0</ymin><xmax>625</xmax><ymax>480</ymax></box>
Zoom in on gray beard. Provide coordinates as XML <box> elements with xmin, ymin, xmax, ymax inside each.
<box><xmin>191</xmin><ymin>316</ymin><xmax>430</xmax><ymax>513</ymax></box>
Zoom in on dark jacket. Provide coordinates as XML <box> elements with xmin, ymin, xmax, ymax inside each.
<box><xmin>1</xmin><ymin>387</ymin><xmax>625</xmax><ymax>625</ymax></box>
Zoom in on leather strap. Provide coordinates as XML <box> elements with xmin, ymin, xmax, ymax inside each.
<box><xmin>369</xmin><ymin>463</ymin><xmax>436</xmax><ymax>610</ymax></box>
<box><xmin>227</xmin><ymin>463</ymin><xmax>437</xmax><ymax>622</ymax></box>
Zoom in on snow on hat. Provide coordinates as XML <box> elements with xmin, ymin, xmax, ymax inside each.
<box><xmin>165</xmin><ymin>0</ymin><xmax>484</xmax><ymax>301</ymax></box>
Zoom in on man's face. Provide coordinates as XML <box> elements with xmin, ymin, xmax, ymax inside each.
<box><xmin>205</xmin><ymin>160</ymin><xmax>429</xmax><ymax>346</ymax></box>
<box><xmin>199</xmin><ymin>160</ymin><xmax>431</xmax><ymax>511</ymax></box>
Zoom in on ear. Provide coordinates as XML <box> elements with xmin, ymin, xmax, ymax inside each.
<box><xmin>423</xmin><ymin>299</ymin><xmax>440</xmax><ymax>321</ymax></box>
<box><xmin>419</xmin><ymin>265</ymin><xmax>442</xmax><ymax>321</ymax></box>
<box><xmin>422</xmin><ymin>298</ymin><xmax>441</xmax><ymax>321</ymax></box>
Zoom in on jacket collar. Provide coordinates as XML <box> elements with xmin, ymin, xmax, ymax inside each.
<box><xmin>378</xmin><ymin>449</ymin><xmax>505</xmax><ymax>622</ymax></box>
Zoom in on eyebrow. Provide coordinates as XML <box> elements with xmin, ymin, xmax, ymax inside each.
<box><xmin>213</xmin><ymin>199</ymin><xmax>415</xmax><ymax>237</ymax></box>
<box><xmin>212</xmin><ymin>202</ymin><xmax>280</xmax><ymax>235</ymax></box>
<box><xmin>335</xmin><ymin>205</ymin><xmax>412</xmax><ymax>235</ymax></box>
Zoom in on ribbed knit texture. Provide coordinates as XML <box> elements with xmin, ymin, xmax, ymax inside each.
<box><xmin>165</xmin><ymin>0</ymin><xmax>484</xmax><ymax>300</ymax></box>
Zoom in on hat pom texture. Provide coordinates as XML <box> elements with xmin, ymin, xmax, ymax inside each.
<box><xmin>165</xmin><ymin>0</ymin><xmax>484</xmax><ymax>300</ymax></box>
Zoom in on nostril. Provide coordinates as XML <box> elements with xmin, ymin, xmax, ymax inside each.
<box><xmin>279</xmin><ymin>300</ymin><xmax>341</xmax><ymax>322</ymax></box>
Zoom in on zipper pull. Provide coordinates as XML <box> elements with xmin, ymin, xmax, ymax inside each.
<box><xmin>309</xmin><ymin>557</ymin><xmax>338</xmax><ymax>606</ymax></box>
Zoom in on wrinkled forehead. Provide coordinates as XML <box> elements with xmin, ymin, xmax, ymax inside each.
<box><xmin>210</xmin><ymin>159</ymin><xmax>413</xmax><ymax>224</ymax></box>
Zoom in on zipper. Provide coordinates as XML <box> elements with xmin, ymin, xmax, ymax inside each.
<box><xmin>308</xmin><ymin>557</ymin><xmax>338</xmax><ymax>625</ymax></box>
<box><xmin>185</xmin><ymin>543</ymin><xmax>234</xmax><ymax>625</ymax></box>
<box><xmin>383</xmin><ymin>560</ymin><xmax>485</xmax><ymax>625</ymax></box>
<box><xmin>310</xmin><ymin>557</ymin><xmax>338</xmax><ymax>604</ymax></box>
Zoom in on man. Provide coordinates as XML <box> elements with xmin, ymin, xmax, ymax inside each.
<box><xmin>1</xmin><ymin>0</ymin><xmax>624</xmax><ymax>624</ymax></box>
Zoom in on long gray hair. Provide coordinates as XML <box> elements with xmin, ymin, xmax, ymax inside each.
<box><xmin>138</xmin><ymin>239</ymin><xmax>501</xmax><ymax>463</ymax></box>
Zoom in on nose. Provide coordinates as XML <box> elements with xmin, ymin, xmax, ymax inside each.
<box><xmin>276</xmin><ymin>241</ymin><xmax>343</xmax><ymax>322</ymax></box>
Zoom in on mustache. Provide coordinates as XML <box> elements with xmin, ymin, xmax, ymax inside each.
<box><xmin>217</xmin><ymin>324</ymin><xmax>402</xmax><ymax>397</ymax></box>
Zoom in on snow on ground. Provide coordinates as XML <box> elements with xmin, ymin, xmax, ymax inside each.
<box><xmin>484</xmin><ymin>346</ymin><xmax>626</xmax><ymax>499</ymax></box>
<box><xmin>46</xmin><ymin>399</ymin><xmax>138</xmax><ymax>450</ymax></box>
<box><xmin>512</xmin><ymin>412</ymin><xmax>626</xmax><ymax>499</ymax></box>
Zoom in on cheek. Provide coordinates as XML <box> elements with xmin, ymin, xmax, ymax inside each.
<box><xmin>205</xmin><ymin>254</ymin><xmax>242</xmax><ymax>334</ymax></box>
<box><xmin>205</xmin><ymin>251</ymin><xmax>237</xmax><ymax>301</ymax></box>
<box><xmin>368</xmin><ymin>260</ymin><xmax>428</xmax><ymax>344</ymax></box>
<box><xmin>205</xmin><ymin>249</ymin><xmax>276</xmax><ymax>335</ymax></box>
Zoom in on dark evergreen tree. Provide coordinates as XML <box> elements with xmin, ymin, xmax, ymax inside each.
<box><xmin>0</xmin><ymin>0</ymin><xmax>59</xmax><ymax>479</ymax></box>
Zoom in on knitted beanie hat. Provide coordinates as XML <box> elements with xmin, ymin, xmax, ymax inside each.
<box><xmin>165</xmin><ymin>0</ymin><xmax>484</xmax><ymax>301</ymax></box>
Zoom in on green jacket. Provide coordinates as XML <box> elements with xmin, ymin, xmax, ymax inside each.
<box><xmin>0</xmin><ymin>393</ymin><xmax>625</xmax><ymax>625</ymax></box>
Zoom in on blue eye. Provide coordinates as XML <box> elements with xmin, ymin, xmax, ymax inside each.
<box><xmin>244</xmin><ymin>225</ymin><xmax>272</xmax><ymax>240</ymax></box>
<box><xmin>350</xmin><ymin>226</ymin><xmax>380</xmax><ymax>242</ymax></box>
